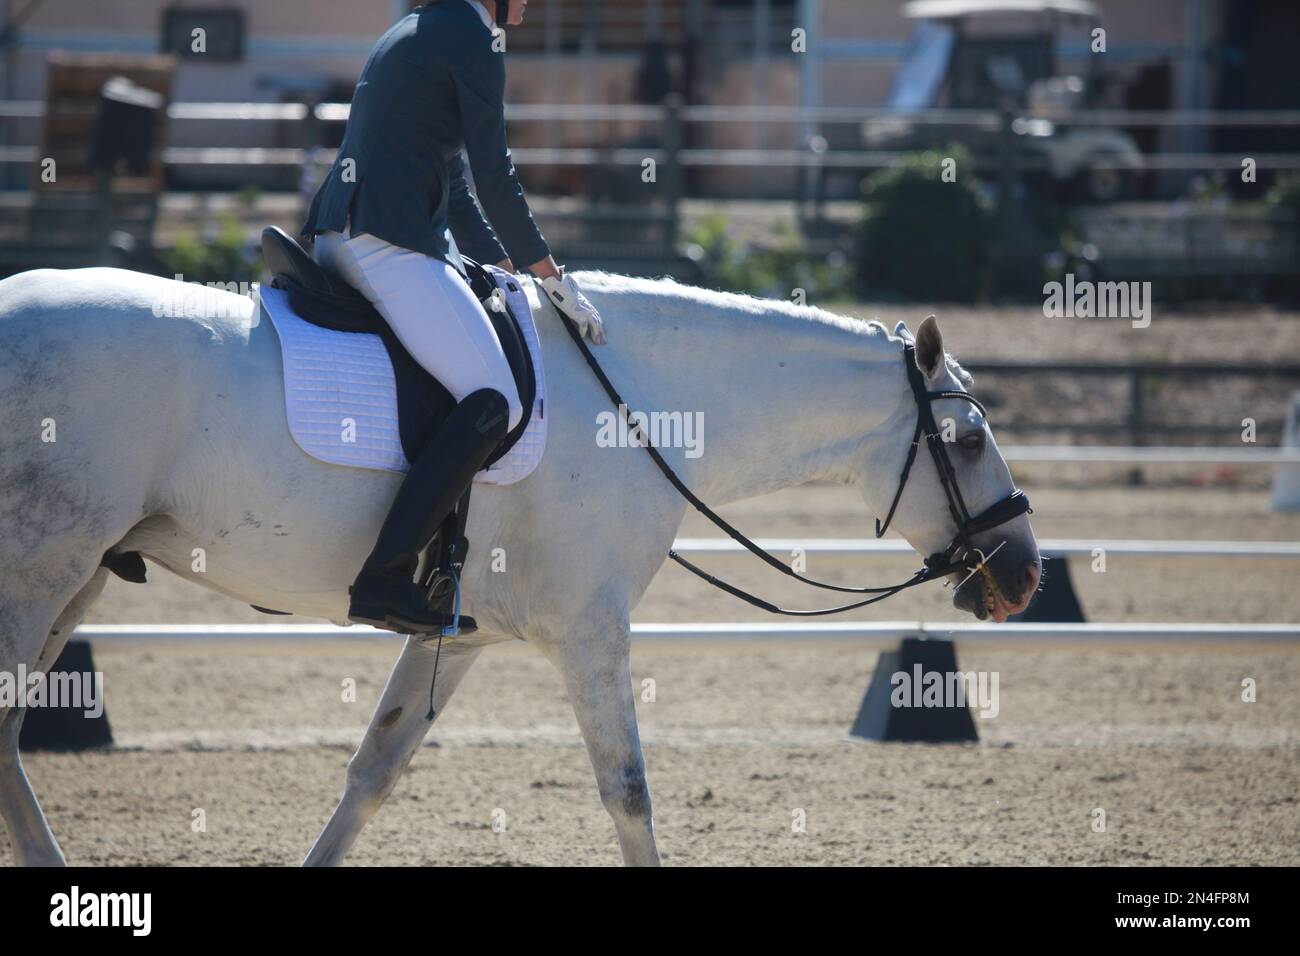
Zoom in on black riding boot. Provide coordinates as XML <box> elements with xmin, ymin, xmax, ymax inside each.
<box><xmin>348</xmin><ymin>388</ymin><xmax>510</xmax><ymax>633</ymax></box>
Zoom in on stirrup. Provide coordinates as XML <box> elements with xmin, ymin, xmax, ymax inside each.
<box><xmin>423</xmin><ymin>562</ymin><xmax>479</xmax><ymax>638</ymax></box>
<box><xmin>418</xmin><ymin>486</ymin><xmax>476</xmax><ymax>639</ymax></box>
<box><xmin>440</xmin><ymin>568</ymin><xmax>464</xmax><ymax>638</ymax></box>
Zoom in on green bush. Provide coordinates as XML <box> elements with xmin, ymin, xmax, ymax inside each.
<box><xmin>682</xmin><ymin>213</ymin><xmax>851</xmax><ymax>301</ymax></box>
<box><xmin>161</xmin><ymin>215</ymin><xmax>260</xmax><ymax>285</ymax></box>
<box><xmin>856</xmin><ymin>146</ymin><xmax>993</xmax><ymax>301</ymax></box>
<box><xmin>1266</xmin><ymin>172</ymin><xmax>1300</xmax><ymax>215</ymax></box>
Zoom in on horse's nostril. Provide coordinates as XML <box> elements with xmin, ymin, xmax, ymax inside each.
<box><xmin>1023</xmin><ymin>564</ymin><xmax>1041</xmax><ymax>592</ymax></box>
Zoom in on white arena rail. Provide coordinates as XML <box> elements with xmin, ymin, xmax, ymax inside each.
<box><xmin>632</xmin><ymin>622</ymin><xmax>1300</xmax><ymax>643</ymax></box>
<box><xmin>74</xmin><ymin>622</ymin><xmax>1300</xmax><ymax>646</ymax></box>
<box><xmin>671</xmin><ymin>538</ymin><xmax>1300</xmax><ymax>559</ymax></box>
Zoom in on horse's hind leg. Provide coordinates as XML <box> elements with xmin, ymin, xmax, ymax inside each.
<box><xmin>0</xmin><ymin>567</ymin><xmax>110</xmax><ymax>866</ymax></box>
<box><xmin>304</xmin><ymin>636</ymin><xmax>483</xmax><ymax>866</ymax></box>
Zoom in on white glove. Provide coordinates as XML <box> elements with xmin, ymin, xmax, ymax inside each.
<box><xmin>541</xmin><ymin>271</ymin><xmax>606</xmax><ymax>345</ymax></box>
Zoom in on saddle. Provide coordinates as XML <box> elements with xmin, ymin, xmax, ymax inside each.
<box><xmin>101</xmin><ymin>229</ymin><xmax>538</xmax><ymax>630</ymax></box>
<box><xmin>259</xmin><ymin>226</ymin><xmax>543</xmax><ymax>631</ymax></box>
<box><xmin>259</xmin><ymin>226</ymin><xmax>536</xmax><ymax>466</ymax></box>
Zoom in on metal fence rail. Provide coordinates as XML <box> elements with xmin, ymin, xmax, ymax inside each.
<box><xmin>967</xmin><ymin>360</ymin><xmax>1300</xmax><ymax>447</ymax></box>
<box><xmin>630</xmin><ymin>622</ymin><xmax>1300</xmax><ymax>643</ymax></box>
<box><xmin>4</xmin><ymin>101</ymin><xmax>1300</xmax><ymax>172</ymax></box>
<box><xmin>999</xmin><ymin>445</ymin><xmax>1300</xmax><ymax>464</ymax></box>
<box><xmin>670</xmin><ymin>538</ymin><xmax>1300</xmax><ymax>560</ymax></box>
<box><xmin>7</xmin><ymin>100</ymin><xmax>1300</xmax><ymax>127</ymax></box>
<box><xmin>73</xmin><ymin>622</ymin><xmax>1300</xmax><ymax>646</ymax></box>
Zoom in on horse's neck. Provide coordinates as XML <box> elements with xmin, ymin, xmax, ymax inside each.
<box><xmin>572</xmin><ymin>277</ymin><xmax>902</xmax><ymax>505</ymax></box>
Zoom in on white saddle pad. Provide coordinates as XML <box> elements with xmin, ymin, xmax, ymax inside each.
<box><xmin>259</xmin><ymin>266</ymin><xmax>547</xmax><ymax>485</ymax></box>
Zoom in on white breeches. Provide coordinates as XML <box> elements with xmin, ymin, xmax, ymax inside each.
<box><xmin>315</xmin><ymin>229</ymin><xmax>524</xmax><ymax>432</ymax></box>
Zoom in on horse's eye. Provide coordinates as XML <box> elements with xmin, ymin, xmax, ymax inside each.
<box><xmin>959</xmin><ymin>432</ymin><xmax>985</xmax><ymax>453</ymax></box>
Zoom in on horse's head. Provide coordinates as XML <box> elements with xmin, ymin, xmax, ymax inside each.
<box><xmin>857</xmin><ymin>316</ymin><xmax>1040</xmax><ymax>622</ymax></box>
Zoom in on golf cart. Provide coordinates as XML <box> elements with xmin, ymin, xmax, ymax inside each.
<box><xmin>869</xmin><ymin>0</ymin><xmax>1144</xmax><ymax>202</ymax></box>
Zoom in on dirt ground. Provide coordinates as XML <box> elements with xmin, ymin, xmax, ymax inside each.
<box><xmin>6</xmin><ymin>638</ymin><xmax>1298</xmax><ymax>867</ymax></box>
<box><xmin>3</xmin><ymin>481</ymin><xmax>1298</xmax><ymax>867</ymax></box>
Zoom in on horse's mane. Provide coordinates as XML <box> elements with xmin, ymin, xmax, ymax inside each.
<box><xmin>571</xmin><ymin>271</ymin><xmax>890</xmax><ymax>340</ymax></box>
<box><xmin>571</xmin><ymin>271</ymin><xmax>975</xmax><ymax>386</ymax></box>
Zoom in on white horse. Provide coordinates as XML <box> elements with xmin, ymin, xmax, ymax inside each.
<box><xmin>0</xmin><ymin>267</ymin><xmax>1040</xmax><ymax>866</ymax></box>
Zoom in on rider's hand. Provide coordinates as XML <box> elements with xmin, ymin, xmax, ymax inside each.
<box><xmin>539</xmin><ymin>269</ymin><xmax>607</xmax><ymax>345</ymax></box>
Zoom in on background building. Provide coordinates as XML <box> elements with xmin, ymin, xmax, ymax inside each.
<box><xmin>2</xmin><ymin>1</ymin><xmax>1296</xmax><ymax>194</ymax></box>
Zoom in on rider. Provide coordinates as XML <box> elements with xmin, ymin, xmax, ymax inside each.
<box><xmin>302</xmin><ymin>0</ymin><xmax>605</xmax><ymax>633</ymax></box>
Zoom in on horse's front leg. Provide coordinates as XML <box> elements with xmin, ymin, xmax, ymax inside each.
<box><xmin>304</xmin><ymin>635</ymin><xmax>482</xmax><ymax>866</ymax></box>
<box><xmin>547</xmin><ymin>622</ymin><xmax>659</xmax><ymax>866</ymax></box>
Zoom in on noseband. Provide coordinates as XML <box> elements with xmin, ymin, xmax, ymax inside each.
<box><xmin>558</xmin><ymin>311</ymin><xmax>1030</xmax><ymax>616</ymax></box>
<box><xmin>874</xmin><ymin>343</ymin><xmax>1032</xmax><ymax>580</ymax></box>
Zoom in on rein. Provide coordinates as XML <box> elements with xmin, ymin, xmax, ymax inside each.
<box><xmin>552</xmin><ymin>294</ymin><xmax>1030</xmax><ymax>616</ymax></box>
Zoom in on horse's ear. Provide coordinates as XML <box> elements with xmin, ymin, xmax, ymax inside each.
<box><xmin>893</xmin><ymin>320</ymin><xmax>913</xmax><ymax>342</ymax></box>
<box><xmin>915</xmin><ymin>314</ymin><xmax>944</xmax><ymax>381</ymax></box>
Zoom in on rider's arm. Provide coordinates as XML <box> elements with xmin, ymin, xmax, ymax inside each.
<box><xmin>527</xmin><ymin>255</ymin><xmax>561</xmax><ymax>280</ymax></box>
<box><xmin>449</xmin><ymin>155</ymin><xmax>547</xmax><ymax>277</ymax></box>
<box><xmin>446</xmin><ymin>151</ymin><xmax>509</xmax><ymax>266</ymax></box>
<box><xmin>452</xmin><ymin>51</ymin><xmax>551</xmax><ymax>271</ymax></box>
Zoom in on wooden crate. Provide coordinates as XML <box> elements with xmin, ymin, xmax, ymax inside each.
<box><xmin>35</xmin><ymin>52</ymin><xmax>176</xmax><ymax>195</ymax></box>
<box><xmin>27</xmin><ymin>53</ymin><xmax>176</xmax><ymax>255</ymax></box>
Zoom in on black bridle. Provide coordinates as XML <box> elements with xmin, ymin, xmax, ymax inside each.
<box><xmin>875</xmin><ymin>343</ymin><xmax>1032</xmax><ymax>581</ymax></box>
<box><xmin>557</xmin><ymin>311</ymin><xmax>1031</xmax><ymax>616</ymax></box>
